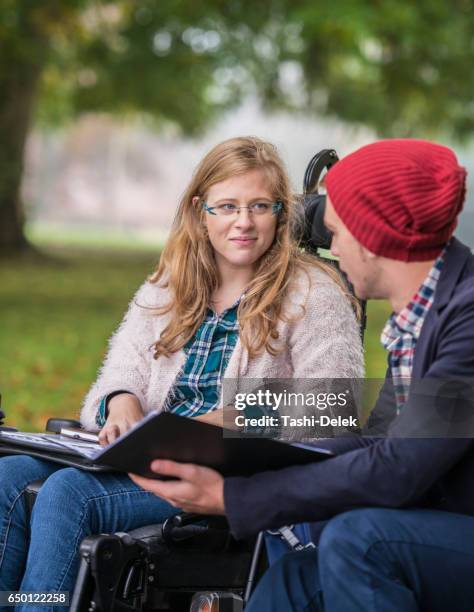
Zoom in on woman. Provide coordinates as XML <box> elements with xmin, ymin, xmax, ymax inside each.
<box><xmin>0</xmin><ymin>137</ymin><xmax>363</xmax><ymax>606</ymax></box>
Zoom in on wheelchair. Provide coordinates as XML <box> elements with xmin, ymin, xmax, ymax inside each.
<box><xmin>1</xmin><ymin>149</ymin><xmax>366</xmax><ymax>611</ymax></box>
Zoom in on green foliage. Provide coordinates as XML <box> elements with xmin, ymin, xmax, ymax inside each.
<box><xmin>283</xmin><ymin>0</ymin><xmax>474</xmax><ymax>138</ymax></box>
<box><xmin>3</xmin><ymin>0</ymin><xmax>474</xmax><ymax>137</ymax></box>
<box><xmin>0</xmin><ymin>245</ymin><xmax>391</xmax><ymax>432</ymax></box>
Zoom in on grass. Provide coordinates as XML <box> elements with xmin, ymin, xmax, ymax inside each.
<box><xmin>1</xmin><ymin>244</ymin><xmax>391</xmax><ymax>432</ymax></box>
<box><xmin>1</xmin><ymin>246</ymin><xmax>160</xmax><ymax>431</ymax></box>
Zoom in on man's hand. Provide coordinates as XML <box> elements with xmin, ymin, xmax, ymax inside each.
<box><xmin>129</xmin><ymin>460</ymin><xmax>225</xmax><ymax>515</ymax></box>
<box><xmin>98</xmin><ymin>393</ymin><xmax>144</xmax><ymax>446</ymax></box>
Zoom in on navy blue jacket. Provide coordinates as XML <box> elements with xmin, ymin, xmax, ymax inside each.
<box><xmin>224</xmin><ymin>238</ymin><xmax>474</xmax><ymax>540</ymax></box>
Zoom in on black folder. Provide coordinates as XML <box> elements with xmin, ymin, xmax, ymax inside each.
<box><xmin>0</xmin><ymin>412</ymin><xmax>333</xmax><ymax>478</ymax></box>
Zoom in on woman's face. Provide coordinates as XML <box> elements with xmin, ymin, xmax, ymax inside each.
<box><xmin>203</xmin><ymin>169</ymin><xmax>279</xmax><ymax>276</ymax></box>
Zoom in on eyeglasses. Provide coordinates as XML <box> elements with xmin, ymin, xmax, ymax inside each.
<box><xmin>203</xmin><ymin>201</ymin><xmax>283</xmax><ymax>217</ymax></box>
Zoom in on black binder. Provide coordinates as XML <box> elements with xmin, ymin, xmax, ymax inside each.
<box><xmin>0</xmin><ymin>412</ymin><xmax>333</xmax><ymax>478</ymax></box>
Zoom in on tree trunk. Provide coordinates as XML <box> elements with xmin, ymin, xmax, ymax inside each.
<box><xmin>0</xmin><ymin>16</ymin><xmax>47</xmax><ymax>255</ymax></box>
<box><xmin>0</xmin><ymin>64</ymin><xmax>44</xmax><ymax>254</ymax></box>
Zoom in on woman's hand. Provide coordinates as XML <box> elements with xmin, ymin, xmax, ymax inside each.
<box><xmin>98</xmin><ymin>393</ymin><xmax>144</xmax><ymax>446</ymax></box>
<box><xmin>193</xmin><ymin>407</ymin><xmax>239</xmax><ymax>429</ymax></box>
<box><xmin>129</xmin><ymin>460</ymin><xmax>225</xmax><ymax>514</ymax></box>
<box><xmin>194</xmin><ymin>409</ymin><xmax>224</xmax><ymax>427</ymax></box>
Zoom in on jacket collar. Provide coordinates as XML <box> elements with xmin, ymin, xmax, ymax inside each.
<box><xmin>431</xmin><ymin>237</ymin><xmax>472</xmax><ymax>312</ymax></box>
<box><xmin>411</xmin><ymin>237</ymin><xmax>472</xmax><ymax>378</ymax></box>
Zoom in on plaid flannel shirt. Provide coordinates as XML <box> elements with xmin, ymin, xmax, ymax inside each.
<box><xmin>380</xmin><ymin>246</ymin><xmax>446</xmax><ymax>411</ymax></box>
<box><xmin>164</xmin><ymin>303</ymin><xmax>240</xmax><ymax>417</ymax></box>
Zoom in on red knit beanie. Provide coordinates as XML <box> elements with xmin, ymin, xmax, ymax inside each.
<box><xmin>325</xmin><ymin>139</ymin><xmax>467</xmax><ymax>261</ymax></box>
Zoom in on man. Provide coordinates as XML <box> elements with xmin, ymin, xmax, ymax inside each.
<box><xmin>131</xmin><ymin>140</ymin><xmax>474</xmax><ymax>611</ymax></box>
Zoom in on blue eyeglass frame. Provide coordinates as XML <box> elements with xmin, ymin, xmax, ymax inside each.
<box><xmin>202</xmin><ymin>201</ymin><xmax>283</xmax><ymax>216</ymax></box>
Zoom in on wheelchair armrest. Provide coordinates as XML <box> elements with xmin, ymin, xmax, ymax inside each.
<box><xmin>169</xmin><ymin>512</ymin><xmax>204</xmax><ymax>527</ymax></box>
<box><xmin>45</xmin><ymin>417</ymin><xmax>82</xmax><ymax>433</ymax></box>
<box><xmin>162</xmin><ymin>512</ymin><xmax>230</xmax><ymax>547</ymax></box>
<box><xmin>168</xmin><ymin>512</ymin><xmax>229</xmax><ymax>529</ymax></box>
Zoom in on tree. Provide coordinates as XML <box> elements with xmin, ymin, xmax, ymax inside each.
<box><xmin>1</xmin><ymin>0</ymin><xmax>474</xmax><ymax>253</ymax></box>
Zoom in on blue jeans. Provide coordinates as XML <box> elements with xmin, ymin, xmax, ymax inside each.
<box><xmin>0</xmin><ymin>455</ymin><xmax>179</xmax><ymax>612</ymax></box>
<box><xmin>246</xmin><ymin>507</ymin><xmax>474</xmax><ymax>611</ymax></box>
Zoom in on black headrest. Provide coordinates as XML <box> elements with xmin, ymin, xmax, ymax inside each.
<box><xmin>301</xmin><ymin>149</ymin><xmax>339</xmax><ymax>250</ymax></box>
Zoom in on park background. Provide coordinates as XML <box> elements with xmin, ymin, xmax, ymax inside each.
<box><xmin>1</xmin><ymin>1</ymin><xmax>473</xmax><ymax>431</ymax></box>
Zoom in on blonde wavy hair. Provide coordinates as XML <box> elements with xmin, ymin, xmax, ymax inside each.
<box><xmin>149</xmin><ymin>136</ymin><xmax>354</xmax><ymax>360</ymax></box>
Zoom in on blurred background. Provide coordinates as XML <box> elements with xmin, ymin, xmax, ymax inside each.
<box><xmin>1</xmin><ymin>1</ymin><xmax>473</xmax><ymax>430</ymax></box>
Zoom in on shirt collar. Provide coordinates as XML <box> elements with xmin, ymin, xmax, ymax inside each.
<box><xmin>381</xmin><ymin>245</ymin><xmax>447</xmax><ymax>347</ymax></box>
<box><xmin>208</xmin><ymin>294</ymin><xmax>243</xmax><ymax>317</ymax></box>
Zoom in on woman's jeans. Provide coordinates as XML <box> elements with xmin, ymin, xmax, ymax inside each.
<box><xmin>0</xmin><ymin>455</ymin><xmax>179</xmax><ymax>611</ymax></box>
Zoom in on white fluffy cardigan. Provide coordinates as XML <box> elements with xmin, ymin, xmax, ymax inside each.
<box><xmin>80</xmin><ymin>265</ymin><xmax>364</xmax><ymax>431</ymax></box>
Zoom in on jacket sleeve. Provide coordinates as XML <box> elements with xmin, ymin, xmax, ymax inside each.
<box><xmin>224</xmin><ymin>297</ymin><xmax>474</xmax><ymax>540</ymax></box>
<box><xmin>362</xmin><ymin>366</ymin><xmax>397</xmax><ymax>435</ymax></box>
<box><xmin>224</xmin><ymin>437</ymin><xmax>473</xmax><ymax>539</ymax></box>
<box><xmin>79</xmin><ymin>282</ymin><xmax>156</xmax><ymax>431</ymax></box>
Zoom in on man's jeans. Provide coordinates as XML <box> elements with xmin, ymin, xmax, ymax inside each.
<box><xmin>246</xmin><ymin>507</ymin><xmax>474</xmax><ymax>611</ymax></box>
<box><xmin>0</xmin><ymin>455</ymin><xmax>178</xmax><ymax>612</ymax></box>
